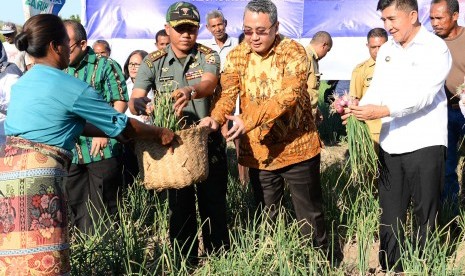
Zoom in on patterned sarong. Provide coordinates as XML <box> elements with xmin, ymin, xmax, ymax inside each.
<box><xmin>0</xmin><ymin>137</ymin><xmax>71</xmax><ymax>275</ymax></box>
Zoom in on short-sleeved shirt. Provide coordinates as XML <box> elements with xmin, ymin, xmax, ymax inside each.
<box><xmin>305</xmin><ymin>45</ymin><xmax>320</xmax><ymax>115</ymax></box>
<box><xmin>211</xmin><ymin>36</ymin><xmax>321</xmax><ymax>170</ymax></box>
<box><xmin>444</xmin><ymin>27</ymin><xmax>465</xmax><ymax>105</ymax></box>
<box><xmin>205</xmin><ymin>35</ymin><xmax>239</xmax><ymax>72</ymax></box>
<box><xmin>65</xmin><ymin>47</ymin><xmax>128</xmax><ymax>164</ymax></box>
<box><xmin>349</xmin><ymin>57</ymin><xmax>381</xmax><ymax>135</ymax></box>
<box><xmin>134</xmin><ymin>43</ymin><xmax>220</xmax><ymax>125</ymax></box>
<box><xmin>5</xmin><ymin>64</ymin><xmax>127</xmax><ymax>150</ymax></box>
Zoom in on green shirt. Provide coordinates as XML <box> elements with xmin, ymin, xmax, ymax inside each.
<box><xmin>65</xmin><ymin>47</ymin><xmax>128</xmax><ymax>164</ymax></box>
<box><xmin>134</xmin><ymin>43</ymin><xmax>220</xmax><ymax>125</ymax></box>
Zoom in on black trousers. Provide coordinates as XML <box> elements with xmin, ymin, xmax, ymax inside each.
<box><xmin>378</xmin><ymin>146</ymin><xmax>445</xmax><ymax>272</ymax></box>
<box><xmin>65</xmin><ymin>157</ymin><xmax>124</xmax><ymax>233</ymax></box>
<box><xmin>168</xmin><ymin>131</ymin><xmax>229</xmax><ymax>258</ymax></box>
<box><xmin>249</xmin><ymin>154</ymin><xmax>327</xmax><ymax>247</ymax></box>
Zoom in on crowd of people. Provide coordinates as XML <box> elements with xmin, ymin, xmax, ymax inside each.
<box><xmin>0</xmin><ymin>0</ymin><xmax>464</xmax><ymax>274</ymax></box>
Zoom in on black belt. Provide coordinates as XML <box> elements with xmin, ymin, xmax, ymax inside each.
<box><xmin>449</xmin><ymin>103</ymin><xmax>460</xmax><ymax>110</ymax></box>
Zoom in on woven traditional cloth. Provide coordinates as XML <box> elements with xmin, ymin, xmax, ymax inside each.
<box><xmin>0</xmin><ymin>136</ymin><xmax>71</xmax><ymax>275</ymax></box>
<box><xmin>135</xmin><ymin>126</ymin><xmax>209</xmax><ymax>190</ymax></box>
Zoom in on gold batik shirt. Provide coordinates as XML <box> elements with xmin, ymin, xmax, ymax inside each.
<box><xmin>211</xmin><ymin>36</ymin><xmax>321</xmax><ymax>170</ymax></box>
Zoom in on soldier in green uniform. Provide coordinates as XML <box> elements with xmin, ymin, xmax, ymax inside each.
<box><xmin>129</xmin><ymin>1</ymin><xmax>229</xmax><ymax>261</ymax></box>
<box><xmin>349</xmin><ymin>28</ymin><xmax>388</xmax><ymax>152</ymax></box>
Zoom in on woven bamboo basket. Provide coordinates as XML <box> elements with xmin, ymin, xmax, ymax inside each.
<box><xmin>135</xmin><ymin>126</ymin><xmax>209</xmax><ymax>190</ymax></box>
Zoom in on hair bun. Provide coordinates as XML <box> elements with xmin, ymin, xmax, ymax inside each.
<box><xmin>15</xmin><ymin>32</ymin><xmax>29</xmax><ymax>52</ymax></box>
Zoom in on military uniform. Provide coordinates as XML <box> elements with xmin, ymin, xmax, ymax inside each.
<box><xmin>349</xmin><ymin>57</ymin><xmax>381</xmax><ymax>151</ymax></box>
<box><xmin>305</xmin><ymin>45</ymin><xmax>321</xmax><ymax>118</ymax></box>
<box><xmin>134</xmin><ymin>43</ymin><xmax>229</xmax><ymax>256</ymax></box>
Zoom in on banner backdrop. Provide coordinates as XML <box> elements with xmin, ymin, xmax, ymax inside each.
<box><xmin>23</xmin><ymin>0</ymin><xmax>66</xmax><ymax>21</ymax></box>
<box><xmin>84</xmin><ymin>0</ymin><xmax>445</xmax><ymax>40</ymax></box>
<box><xmin>83</xmin><ymin>0</ymin><xmax>465</xmax><ymax>79</ymax></box>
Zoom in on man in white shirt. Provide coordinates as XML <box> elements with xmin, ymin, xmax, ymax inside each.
<box><xmin>0</xmin><ymin>22</ymin><xmax>25</xmax><ymax>72</ymax></box>
<box><xmin>205</xmin><ymin>10</ymin><xmax>238</xmax><ymax>71</ymax></box>
<box><xmin>346</xmin><ymin>0</ymin><xmax>451</xmax><ymax>272</ymax></box>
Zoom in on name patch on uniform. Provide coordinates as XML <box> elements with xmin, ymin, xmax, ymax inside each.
<box><xmin>159</xmin><ymin>76</ymin><xmax>174</xmax><ymax>82</ymax></box>
<box><xmin>185</xmin><ymin>70</ymin><xmax>203</xmax><ymax>80</ymax></box>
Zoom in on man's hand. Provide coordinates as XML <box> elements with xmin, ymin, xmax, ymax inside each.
<box><xmin>172</xmin><ymin>87</ymin><xmax>192</xmax><ymax>117</ymax></box>
<box><xmin>225</xmin><ymin>114</ymin><xmax>245</xmax><ymax>142</ymax></box>
<box><xmin>349</xmin><ymin>104</ymin><xmax>389</xmax><ymax>121</ymax></box>
<box><xmin>154</xmin><ymin>127</ymin><xmax>175</xmax><ymax>146</ymax></box>
<box><xmin>90</xmin><ymin>137</ymin><xmax>109</xmax><ymax>157</ymax></box>
<box><xmin>199</xmin><ymin>116</ymin><xmax>220</xmax><ymax>133</ymax></box>
<box><xmin>131</xmin><ymin>97</ymin><xmax>153</xmax><ymax>116</ymax></box>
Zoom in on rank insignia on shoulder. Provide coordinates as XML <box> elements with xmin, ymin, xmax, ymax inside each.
<box><xmin>149</xmin><ymin>49</ymin><xmax>167</xmax><ymax>62</ymax></box>
<box><xmin>144</xmin><ymin>59</ymin><xmax>153</xmax><ymax>68</ymax></box>
<box><xmin>197</xmin><ymin>43</ymin><xmax>212</xmax><ymax>55</ymax></box>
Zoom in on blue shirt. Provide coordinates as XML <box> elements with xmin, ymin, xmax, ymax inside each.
<box><xmin>5</xmin><ymin>64</ymin><xmax>127</xmax><ymax>150</ymax></box>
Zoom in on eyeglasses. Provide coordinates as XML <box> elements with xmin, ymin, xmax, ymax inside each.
<box><xmin>69</xmin><ymin>41</ymin><xmax>79</xmax><ymax>53</ymax></box>
<box><xmin>242</xmin><ymin>22</ymin><xmax>276</xmax><ymax>37</ymax></box>
<box><xmin>129</xmin><ymin>62</ymin><xmax>141</xmax><ymax>68</ymax></box>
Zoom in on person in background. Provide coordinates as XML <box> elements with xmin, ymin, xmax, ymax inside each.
<box><xmin>123</xmin><ymin>50</ymin><xmax>152</xmax><ymax>122</ymax></box>
<box><xmin>155</xmin><ymin>29</ymin><xmax>170</xmax><ymax>50</ymax></box>
<box><xmin>122</xmin><ymin>49</ymin><xmax>151</xmax><ymax>185</ymax></box>
<box><xmin>205</xmin><ymin>9</ymin><xmax>238</xmax><ymax>71</ymax></box>
<box><xmin>306</xmin><ymin>31</ymin><xmax>332</xmax><ymax>125</ymax></box>
<box><xmin>130</xmin><ymin>1</ymin><xmax>229</xmax><ymax>262</ymax></box>
<box><xmin>0</xmin><ymin>42</ymin><xmax>22</xmax><ymax>145</ymax></box>
<box><xmin>349</xmin><ymin>28</ymin><xmax>388</xmax><ymax>153</ymax></box>
<box><xmin>346</xmin><ymin>0</ymin><xmax>451</xmax><ymax>272</ymax></box>
<box><xmin>63</xmin><ymin>20</ymin><xmax>128</xmax><ymax>234</ymax></box>
<box><xmin>205</xmin><ymin>9</ymin><xmax>248</xmax><ymax>184</ymax></box>
<box><xmin>92</xmin><ymin>39</ymin><xmax>111</xmax><ymax>57</ymax></box>
<box><xmin>0</xmin><ymin>14</ymin><xmax>173</xmax><ymax>275</ymax></box>
<box><xmin>0</xmin><ymin>22</ymin><xmax>26</xmax><ymax>72</ymax></box>
<box><xmin>430</xmin><ymin>0</ymin><xmax>465</xmax><ymax>212</ymax></box>
<box><xmin>200</xmin><ymin>0</ymin><xmax>328</xmax><ymax>250</ymax></box>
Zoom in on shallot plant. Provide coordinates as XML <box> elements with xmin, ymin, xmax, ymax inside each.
<box><xmin>151</xmin><ymin>81</ymin><xmax>183</xmax><ymax>131</ymax></box>
<box><xmin>331</xmin><ymin>92</ymin><xmax>378</xmax><ymax>186</ymax></box>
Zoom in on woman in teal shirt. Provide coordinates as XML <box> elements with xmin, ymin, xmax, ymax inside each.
<box><xmin>0</xmin><ymin>14</ymin><xmax>174</xmax><ymax>275</ymax></box>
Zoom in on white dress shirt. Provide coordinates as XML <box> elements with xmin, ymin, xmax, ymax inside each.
<box><xmin>360</xmin><ymin>26</ymin><xmax>452</xmax><ymax>154</ymax></box>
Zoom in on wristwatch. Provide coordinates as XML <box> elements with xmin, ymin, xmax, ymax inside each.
<box><xmin>189</xmin><ymin>88</ymin><xmax>196</xmax><ymax>100</ymax></box>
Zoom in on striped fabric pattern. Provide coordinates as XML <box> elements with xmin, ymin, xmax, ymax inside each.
<box><xmin>0</xmin><ymin>137</ymin><xmax>71</xmax><ymax>275</ymax></box>
<box><xmin>65</xmin><ymin>47</ymin><xmax>128</xmax><ymax>164</ymax></box>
